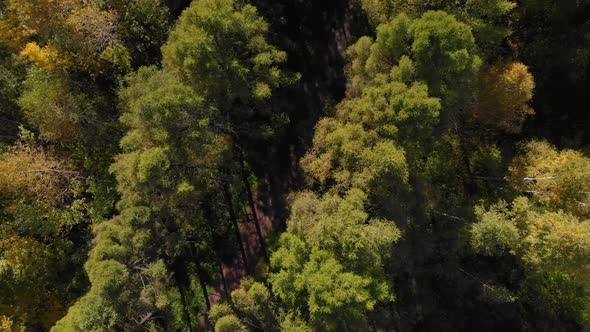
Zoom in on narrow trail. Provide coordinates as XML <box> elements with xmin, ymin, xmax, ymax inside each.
<box><xmin>198</xmin><ymin>0</ymin><xmax>369</xmax><ymax>329</ymax></box>
<box><xmin>207</xmin><ymin>175</ymin><xmax>277</xmax><ymax>305</ymax></box>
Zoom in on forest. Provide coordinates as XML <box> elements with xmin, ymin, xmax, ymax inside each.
<box><xmin>0</xmin><ymin>0</ymin><xmax>589</xmax><ymax>331</ymax></box>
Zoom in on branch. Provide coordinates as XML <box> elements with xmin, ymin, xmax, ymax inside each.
<box><xmin>432</xmin><ymin>210</ymin><xmax>470</xmax><ymax>223</ymax></box>
<box><xmin>523</xmin><ymin>176</ymin><xmax>556</xmax><ymax>181</ymax></box>
<box><xmin>472</xmin><ymin>176</ymin><xmax>557</xmax><ymax>182</ymax></box>
<box><xmin>136</xmin><ymin>312</ymin><xmax>152</xmax><ymax>325</ymax></box>
<box><xmin>523</xmin><ymin>190</ymin><xmax>540</xmax><ymax>194</ymax></box>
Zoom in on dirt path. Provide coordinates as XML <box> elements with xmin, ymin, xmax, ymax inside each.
<box><xmin>198</xmin><ymin>0</ymin><xmax>367</xmax><ymax>329</ymax></box>
<box><xmin>206</xmin><ymin>175</ymin><xmax>277</xmax><ymax>304</ymax></box>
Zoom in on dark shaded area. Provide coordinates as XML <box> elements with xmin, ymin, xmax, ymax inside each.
<box><xmin>515</xmin><ymin>0</ymin><xmax>590</xmax><ymax>148</ymax></box>
<box><xmin>0</xmin><ymin>45</ymin><xmax>25</xmax><ymax>144</ymax></box>
<box><xmin>249</xmin><ymin>0</ymin><xmax>370</xmax><ymax>230</ymax></box>
<box><xmin>167</xmin><ymin>0</ymin><xmax>193</xmax><ymax>17</ymax></box>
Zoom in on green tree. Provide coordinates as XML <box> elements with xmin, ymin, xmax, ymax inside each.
<box><xmin>339</xmin><ymin>59</ymin><xmax>441</xmax><ymax>158</ymax></box>
<box><xmin>18</xmin><ymin>68</ymin><xmax>87</xmax><ymax>143</ymax></box>
<box><xmin>52</xmin><ymin>67</ymin><xmax>216</xmax><ymax>331</ymax></box>
<box><xmin>162</xmin><ymin>0</ymin><xmax>292</xmax><ymax>145</ymax></box>
<box><xmin>0</xmin><ymin>46</ymin><xmax>24</xmax><ymax>140</ymax></box>
<box><xmin>209</xmin><ymin>278</ymin><xmax>281</xmax><ymax>332</ymax></box>
<box><xmin>411</xmin><ymin>11</ymin><xmax>481</xmax><ymax>101</ymax></box>
<box><xmin>357</xmin><ymin>0</ymin><xmax>516</xmax><ymax>56</ymax></box>
<box><xmin>161</xmin><ymin>0</ymin><xmax>294</xmax><ymax>263</ymax></box>
<box><xmin>302</xmin><ymin>119</ymin><xmax>408</xmax><ymax>193</ymax></box>
<box><xmin>104</xmin><ymin>0</ymin><xmax>171</xmax><ymax>68</ymax></box>
<box><xmin>345</xmin><ymin>11</ymin><xmax>479</xmax><ymax>129</ymax></box>
<box><xmin>270</xmin><ymin>190</ymin><xmax>400</xmax><ymax>331</ymax></box>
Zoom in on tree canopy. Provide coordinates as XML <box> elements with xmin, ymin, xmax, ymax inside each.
<box><xmin>1</xmin><ymin>0</ymin><xmax>589</xmax><ymax>330</ymax></box>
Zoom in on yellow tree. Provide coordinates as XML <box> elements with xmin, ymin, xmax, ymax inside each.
<box><xmin>509</xmin><ymin>141</ymin><xmax>590</xmax><ymax>217</ymax></box>
<box><xmin>471</xmin><ymin>141</ymin><xmax>590</xmax><ymax>327</ymax></box>
<box><xmin>17</xmin><ymin>68</ymin><xmax>87</xmax><ymax>143</ymax></box>
<box><xmin>0</xmin><ymin>142</ymin><xmax>78</xmax><ymax>204</ymax></box>
<box><xmin>0</xmin><ymin>141</ymin><xmax>88</xmax><ymax>330</ymax></box>
<box><xmin>469</xmin><ymin>62</ymin><xmax>535</xmax><ymax>133</ymax></box>
<box><xmin>0</xmin><ymin>0</ymin><xmax>76</xmax><ymax>50</ymax></box>
<box><xmin>1</xmin><ymin>0</ymin><xmax>128</xmax><ymax>74</ymax></box>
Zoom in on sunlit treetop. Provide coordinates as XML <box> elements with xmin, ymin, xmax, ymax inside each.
<box><xmin>472</xmin><ymin>197</ymin><xmax>590</xmax><ymax>282</ymax></box>
<box><xmin>468</xmin><ymin>62</ymin><xmax>535</xmax><ymax>133</ymax></box>
<box><xmin>271</xmin><ymin>189</ymin><xmax>400</xmax><ymax>331</ymax></box>
<box><xmin>346</xmin><ymin>11</ymin><xmax>481</xmax><ymax>105</ymax></box>
<box><xmin>162</xmin><ymin>0</ymin><xmax>290</xmax><ymax>106</ymax></box>
<box><xmin>509</xmin><ymin>141</ymin><xmax>590</xmax><ymax>217</ymax></box>
<box><xmin>358</xmin><ymin>0</ymin><xmax>516</xmax><ymax>55</ymax></box>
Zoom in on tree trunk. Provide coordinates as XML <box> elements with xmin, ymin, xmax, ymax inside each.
<box><xmin>222</xmin><ymin>179</ymin><xmax>250</xmax><ymax>274</ymax></box>
<box><xmin>454</xmin><ymin>121</ymin><xmax>476</xmax><ymax>196</ymax></box>
<box><xmin>172</xmin><ymin>258</ymin><xmax>194</xmax><ymax>331</ymax></box>
<box><xmin>190</xmin><ymin>243</ymin><xmax>211</xmax><ymax>311</ymax></box>
<box><xmin>237</xmin><ymin>153</ymin><xmax>270</xmax><ymax>264</ymax></box>
<box><xmin>217</xmin><ymin>259</ymin><xmax>230</xmax><ymax>300</ymax></box>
